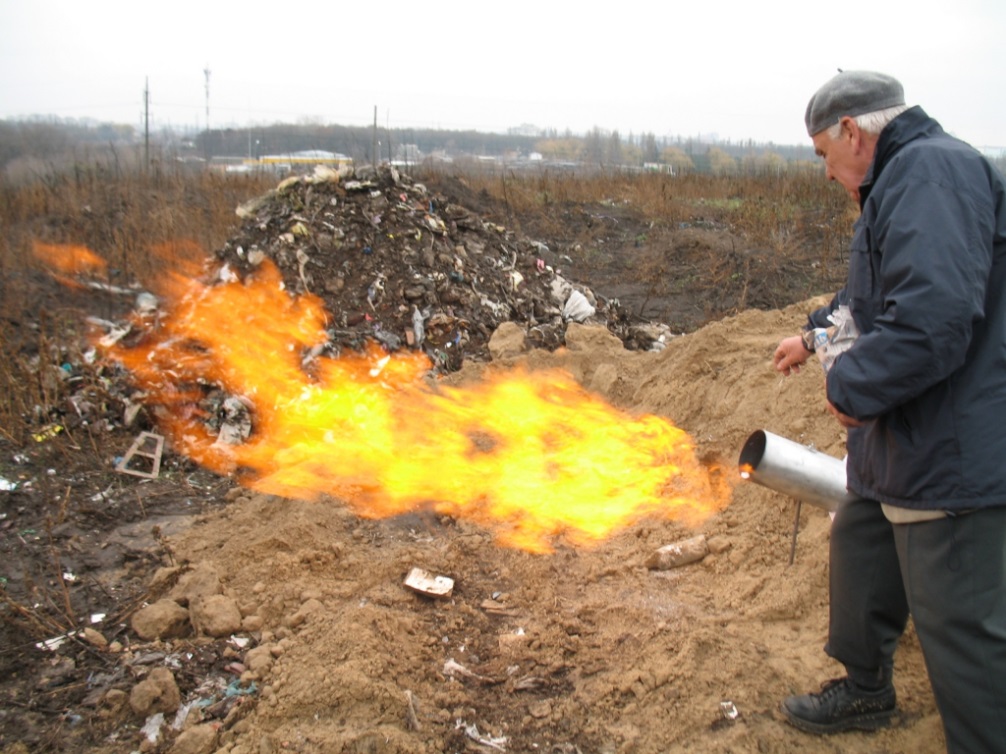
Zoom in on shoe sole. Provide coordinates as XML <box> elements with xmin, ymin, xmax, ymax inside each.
<box><xmin>781</xmin><ymin>703</ymin><xmax>895</xmax><ymax>735</ymax></box>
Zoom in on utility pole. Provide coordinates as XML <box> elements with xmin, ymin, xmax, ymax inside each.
<box><xmin>372</xmin><ymin>105</ymin><xmax>378</xmax><ymax>169</ymax></box>
<box><xmin>203</xmin><ymin>66</ymin><xmax>211</xmax><ymax>162</ymax></box>
<box><xmin>143</xmin><ymin>77</ymin><xmax>150</xmax><ymax>170</ymax></box>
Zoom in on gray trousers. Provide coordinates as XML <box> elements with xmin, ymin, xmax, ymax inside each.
<box><xmin>826</xmin><ymin>498</ymin><xmax>1006</xmax><ymax>753</ymax></box>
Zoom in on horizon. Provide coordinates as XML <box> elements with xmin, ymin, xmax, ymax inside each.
<box><xmin>6</xmin><ymin>114</ymin><xmax>1005</xmax><ymax>162</ymax></box>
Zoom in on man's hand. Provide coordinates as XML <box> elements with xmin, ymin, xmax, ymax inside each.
<box><xmin>774</xmin><ymin>335</ymin><xmax>811</xmax><ymax>376</ymax></box>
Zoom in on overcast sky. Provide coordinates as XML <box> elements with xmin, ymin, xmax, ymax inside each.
<box><xmin>2</xmin><ymin>0</ymin><xmax>1004</xmax><ymax>149</ymax></box>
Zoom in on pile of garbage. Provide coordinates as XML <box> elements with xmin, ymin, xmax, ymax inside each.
<box><xmin>213</xmin><ymin>164</ymin><xmax>653</xmax><ymax>372</ymax></box>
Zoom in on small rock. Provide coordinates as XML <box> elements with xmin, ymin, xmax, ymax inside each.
<box><xmin>190</xmin><ymin>594</ymin><xmax>243</xmax><ymax>638</ymax></box>
<box><xmin>242</xmin><ymin>614</ymin><xmax>264</xmax><ymax>632</ymax></box>
<box><xmin>81</xmin><ymin>627</ymin><xmax>108</xmax><ymax>648</ymax></box>
<box><xmin>488</xmin><ymin>322</ymin><xmax>527</xmax><ymax>360</ymax></box>
<box><xmin>170</xmin><ymin>564</ymin><xmax>223</xmax><ymax>606</ymax></box>
<box><xmin>129</xmin><ymin>667</ymin><xmax>181</xmax><ymax>716</ymax></box>
<box><xmin>168</xmin><ymin>723</ymin><xmax>217</xmax><ymax>754</ymax></box>
<box><xmin>131</xmin><ymin>599</ymin><xmax>190</xmax><ymax>641</ymax></box>
<box><xmin>245</xmin><ymin>644</ymin><xmax>277</xmax><ymax>674</ymax></box>
<box><xmin>564</xmin><ymin>322</ymin><xmax>622</xmax><ymax>352</ymax></box>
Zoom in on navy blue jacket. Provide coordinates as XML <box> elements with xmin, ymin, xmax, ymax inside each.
<box><xmin>807</xmin><ymin>106</ymin><xmax>1006</xmax><ymax>510</ymax></box>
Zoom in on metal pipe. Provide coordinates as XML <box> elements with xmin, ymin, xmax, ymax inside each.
<box><xmin>737</xmin><ymin>429</ymin><xmax>859</xmax><ymax>512</ymax></box>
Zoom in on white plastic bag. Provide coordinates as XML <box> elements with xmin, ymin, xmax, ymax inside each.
<box><xmin>562</xmin><ymin>290</ymin><xmax>596</xmax><ymax>322</ymax></box>
<box><xmin>813</xmin><ymin>305</ymin><xmax>860</xmax><ymax>373</ymax></box>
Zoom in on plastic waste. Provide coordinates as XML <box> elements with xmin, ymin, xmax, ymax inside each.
<box><xmin>562</xmin><ymin>290</ymin><xmax>596</xmax><ymax>322</ymax></box>
<box><xmin>412</xmin><ymin>306</ymin><xmax>427</xmax><ymax>348</ymax></box>
<box><xmin>813</xmin><ymin>305</ymin><xmax>860</xmax><ymax>373</ymax></box>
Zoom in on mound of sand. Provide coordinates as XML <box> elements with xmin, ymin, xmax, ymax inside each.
<box><xmin>155</xmin><ymin>298</ymin><xmax>942</xmax><ymax>754</ymax></box>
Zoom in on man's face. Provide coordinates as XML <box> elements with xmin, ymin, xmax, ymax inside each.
<box><xmin>812</xmin><ymin>119</ymin><xmax>874</xmax><ymax>202</ymax></box>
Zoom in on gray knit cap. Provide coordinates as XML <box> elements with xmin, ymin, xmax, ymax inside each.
<box><xmin>805</xmin><ymin>70</ymin><xmax>905</xmax><ymax>136</ymax></box>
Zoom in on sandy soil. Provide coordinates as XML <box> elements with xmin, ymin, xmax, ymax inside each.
<box><xmin>144</xmin><ymin>304</ymin><xmax>943</xmax><ymax>754</ymax></box>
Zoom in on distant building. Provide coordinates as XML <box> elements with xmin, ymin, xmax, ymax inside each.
<box><xmin>254</xmin><ymin>150</ymin><xmax>352</xmax><ymax>171</ymax></box>
<box><xmin>210</xmin><ymin>150</ymin><xmax>352</xmax><ymax>175</ymax></box>
<box><xmin>643</xmin><ymin>162</ymin><xmax>676</xmax><ymax>175</ymax></box>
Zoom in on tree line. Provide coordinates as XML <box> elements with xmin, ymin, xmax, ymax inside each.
<box><xmin>4</xmin><ymin>116</ymin><xmax>1003</xmax><ymax>178</ymax></box>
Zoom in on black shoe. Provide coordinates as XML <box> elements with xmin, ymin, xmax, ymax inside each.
<box><xmin>781</xmin><ymin>677</ymin><xmax>896</xmax><ymax>734</ymax></box>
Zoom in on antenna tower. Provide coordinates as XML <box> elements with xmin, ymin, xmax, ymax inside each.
<box><xmin>203</xmin><ymin>66</ymin><xmax>211</xmax><ymax>160</ymax></box>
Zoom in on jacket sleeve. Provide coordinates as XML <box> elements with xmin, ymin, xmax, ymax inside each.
<box><xmin>826</xmin><ymin>165</ymin><xmax>995</xmax><ymax>419</ymax></box>
<box><xmin>805</xmin><ymin>290</ymin><xmax>847</xmax><ymax>331</ymax></box>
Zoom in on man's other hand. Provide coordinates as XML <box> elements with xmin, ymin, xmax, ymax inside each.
<box><xmin>774</xmin><ymin>335</ymin><xmax>811</xmax><ymax>376</ymax></box>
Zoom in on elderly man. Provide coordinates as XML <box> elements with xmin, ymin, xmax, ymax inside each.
<box><xmin>774</xmin><ymin>70</ymin><xmax>1006</xmax><ymax>753</ymax></box>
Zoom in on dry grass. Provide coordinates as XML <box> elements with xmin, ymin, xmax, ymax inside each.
<box><xmin>429</xmin><ymin>164</ymin><xmax>853</xmax><ymax>253</ymax></box>
<box><xmin>0</xmin><ymin>162</ymin><xmax>273</xmax><ymax>289</ymax></box>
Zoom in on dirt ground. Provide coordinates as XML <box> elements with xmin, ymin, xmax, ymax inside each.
<box><xmin>0</xmin><ymin>172</ymin><xmax>945</xmax><ymax>754</ymax></box>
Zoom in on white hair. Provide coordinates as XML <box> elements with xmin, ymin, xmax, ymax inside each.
<box><xmin>825</xmin><ymin>104</ymin><xmax>910</xmax><ymax>139</ymax></box>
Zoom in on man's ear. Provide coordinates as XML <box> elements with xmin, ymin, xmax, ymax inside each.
<box><xmin>839</xmin><ymin>116</ymin><xmax>858</xmax><ymax>141</ymax></box>
<box><xmin>840</xmin><ymin>116</ymin><xmax>866</xmax><ymax>153</ymax></box>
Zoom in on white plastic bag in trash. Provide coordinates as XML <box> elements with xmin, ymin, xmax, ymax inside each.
<box><xmin>812</xmin><ymin>305</ymin><xmax>860</xmax><ymax>373</ymax></box>
<box><xmin>562</xmin><ymin>290</ymin><xmax>596</xmax><ymax>322</ymax></box>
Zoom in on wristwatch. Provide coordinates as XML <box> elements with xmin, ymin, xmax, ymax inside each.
<box><xmin>801</xmin><ymin>329</ymin><xmax>817</xmax><ymax>352</ymax></box>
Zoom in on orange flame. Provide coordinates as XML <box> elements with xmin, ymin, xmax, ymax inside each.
<box><xmin>100</xmin><ymin>260</ymin><xmax>731</xmax><ymax>552</ymax></box>
<box><xmin>32</xmin><ymin>241</ymin><xmax>108</xmax><ymax>288</ymax></box>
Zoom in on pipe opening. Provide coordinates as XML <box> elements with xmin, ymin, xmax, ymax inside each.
<box><xmin>738</xmin><ymin>429</ymin><xmax>767</xmax><ymax>472</ymax></box>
